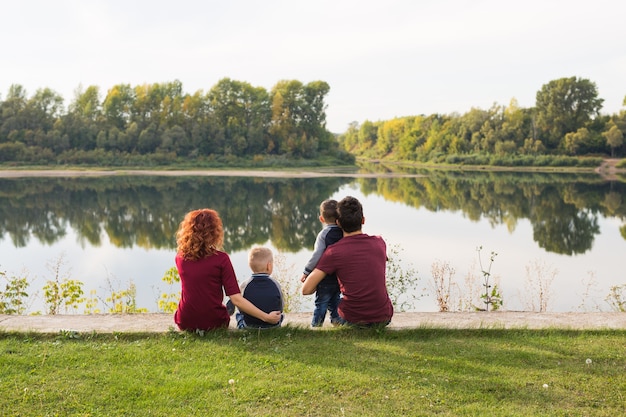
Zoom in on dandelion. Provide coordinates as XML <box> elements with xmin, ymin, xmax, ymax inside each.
<box><xmin>585</xmin><ymin>358</ymin><xmax>592</xmax><ymax>365</ymax></box>
<box><xmin>228</xmin><ymin>379</ymin><xmax>236</xmax><ymax>398</ymax></box>
<box><xmin>542</xmin><ymin>384</ymin><xmax>549</xmax><ymax>389</ymax></box>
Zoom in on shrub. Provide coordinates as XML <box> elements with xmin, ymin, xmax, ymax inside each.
<box><xmin>0</xmin><ymin>269</ymin><xmax>30</xmax><ymax>315</ymax></box>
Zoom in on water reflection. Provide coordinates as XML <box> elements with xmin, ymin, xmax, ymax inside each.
<box><xmin>356</xmin><ymin>171</ymin><xmax>625</xmax><ymax>255</ymax></box>
<box><xmin>0</xmin><ymin>172</ymin><xmax>625</xmax><ymax>255</ymax></box>
<box><xmin>0</xmin><ymin>176</ymin><xmax>351</xmax><ymax>252</ymax></box>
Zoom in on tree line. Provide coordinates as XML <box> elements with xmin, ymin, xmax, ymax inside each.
<box><xmin>339</xmin><ymin>77</ymin><xmax>626</xmax><ymax>165</ymax></box>
<box><xmin>2</xmin><ymin>76</ymin><xmax>625</xmax><ymax>167</ymax></box>
<box><xmin>0</xmin><ymin>78</ymin><xmax>353</xmax><ymax>166</ymax></box>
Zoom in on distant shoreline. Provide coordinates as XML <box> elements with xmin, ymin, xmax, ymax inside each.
<box><xmin>0</xmin><ymin>158</ymin><xmax>623</xmax><ymax>179</ymax></box>
<box><xmin>0</xmin><ymin>169</ymin><xmax>426</xmax><ymax>179</ymax></box>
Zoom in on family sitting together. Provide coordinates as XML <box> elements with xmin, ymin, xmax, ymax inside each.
<box><xmin>174</xmin><ymin>196</ymin><xmax>394</xmax><ymax>331</ymax></box>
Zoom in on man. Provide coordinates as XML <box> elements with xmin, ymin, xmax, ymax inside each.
<box><xmin>301</xmin><ymin>196</ymin><xmax>393</xmax><ymax>326</ymax></box>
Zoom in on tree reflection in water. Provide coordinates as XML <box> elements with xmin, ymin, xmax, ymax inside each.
<box><xmin>0</xmin><ymin>171</ymin><xmax>624</xmax><ymax>255</ymax></box>
<box><xmin>1</xmin><ymin>171</ymin><xmax>625</xmax><ymax>313</ymax></box>
<box><xmin>357</xmin><ymin>170</ymin><xmax>625</xmax><ymax>255</ymax></box>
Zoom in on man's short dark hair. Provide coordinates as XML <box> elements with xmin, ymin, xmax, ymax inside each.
<box><xmin>337</xmin><ymin>196</ymin><xmax>363</xmax><ymax>233</ymax></box>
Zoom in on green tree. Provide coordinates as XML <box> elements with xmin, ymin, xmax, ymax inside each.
<box><xmin>338</xmin><ymin>121</ymin><xmax>359</xmax><ymax>152</ymax></box>
<box><xmin>499</xmin><ymin>98</ymin><xmax>532</xmax><ymax>149</ymax></box>
<box><xmin>358</xmin><ymin>120</ymin><xmax>379</xmax><ymax>151</ymax></box>
<box><xmin>270</xmin><ymin>80</ymin><xmax>304</xmax><ymax>155</ymax></box>
<box><xmin>458</xmin><ymin>107</ymin><xmax>491</xmax><ymax>152</ymax></box>
<box><xmin>535</xmin><ymin>76</ymin><xmax>604</xmax><ymax>149</ymax></box>
<box><xmin>603</xmin><ymin>124</ymin><xmax>624</xmax><ymax>157</ymax></box>
<box><xmin>563</xmin><ymin>127</ymin><xmax>590</xmax><ymax>156</ymax></box>
<box><xmin>160</xmin><ymin>125</ymin><xmax>191</xmax><ymax>155</ymax></box>
<box><xmin>377</xmin><ymin>118</ymin><xmax>405</xmax><ymax>155</ymax></box>
<box><xmin>208</xmin><ymin>78</ymin><xmax>270</xmax><ymax>156</ymax></box>
<box><xmin>398</xmin><ymin>116</ymin><xmax>430</xmax><ymax>159</ymax></box>
<box><xmin>69</xmin><ymin>85</ymin><xmax>101</xmax><ymax>121</ymax></box>
<box><xmin>61</xmin><ymin>85</ymin><xmax>102</xmax><ymax>150</ymax></box>
<box><xmin>102</xmin><ymin>84</ymin><xmax>134</xmax><ymax>130</ymax></box>
<box><xmin>137</xmin><ymin>123</ymin><xmax>160</xmax><ymax>154</ymax></box>
<box><xmin>157</xmin><ymin>80</ymin><xmax>185</xmax><ymax>129</ymax></box>
<box><xmin>27</xmin><ymin>88</ymin><xmax>64</xmax><ymax>131</ymax></box>
<box><xmin>301</xmin><ymin>80</ymin><xmax>334</xmax><ymax>154</ymax></box>
<box><xmin>0</xmin><ymin>84</ymin><xmax>29</xmax><ymax>143</ymax></box>
<box><xmin>269</xmin><ymin>80</ymin><xmax>332</xmax><ymax>157</ymax></box>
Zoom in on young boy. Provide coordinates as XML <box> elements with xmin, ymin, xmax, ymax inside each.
<box><xmin>300</xmin><ymin>199</ymin><xmax>343</xmax><ymax>327</ymax></box>
<box><xmin>235</xmin><ymin>247</ymin><xmax>285</xmax><ymax>329</ymax></box>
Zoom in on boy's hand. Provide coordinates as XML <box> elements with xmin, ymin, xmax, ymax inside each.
<box><xmin>266</xmin><ymin>311</ymin><xmax>282</xmax><ymax>324</ymax></box>
<box><xmin>300</xmin><ymin>273</ymin><xmax>308</xmax><ymax>283</ymax></box>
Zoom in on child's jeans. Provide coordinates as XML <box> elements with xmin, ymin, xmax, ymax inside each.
<box><xmin>312</xmin><ymin>281</ymin><xmax>341</xmax><ymax>327</ymax></box>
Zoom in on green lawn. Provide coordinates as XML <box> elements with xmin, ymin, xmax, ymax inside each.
<box><xmin>2</xmin><ymin>327</ymin><xmax>625</xmax><ymax>416</ymax></box>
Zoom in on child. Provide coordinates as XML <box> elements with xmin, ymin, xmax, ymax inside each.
<box><xmin>300</xmin><ymin>199</ymin><xmax>343</xmax><ymax>327</ymax></box>
<box><xmin>235</xmin><ymin>247</ymin><xmax>285</xmax><ymax>329</ymax></box>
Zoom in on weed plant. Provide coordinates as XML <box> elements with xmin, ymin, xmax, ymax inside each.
<box><xmin>477</xmin><ymin>247</ymin><xmax>502</xmax><ymax>311</ymax></box>
<box><xmin>524</xmin><ymin>259</ymin><xmax>557</xmax><ymax>312</ymax></box>
<box><xmin>1</xmin><ymin>327</ymin><xmax>625</xmax><ymax>416</ymax></box>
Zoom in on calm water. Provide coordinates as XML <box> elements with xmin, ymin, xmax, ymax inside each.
<box><xmin>1</xmin><ymin>169</ymin><xmax>625</xmax><ymax>313</ymax></box>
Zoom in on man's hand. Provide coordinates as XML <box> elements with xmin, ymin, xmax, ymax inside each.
<box><xmin>301</xmin><ymin>268</ymin><xmax>326</xmax><ymax>295</ymax></box>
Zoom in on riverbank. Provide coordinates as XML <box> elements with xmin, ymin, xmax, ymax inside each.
<box><xmin>0</xmin><ymin>158</ymin><xmax>624</xmax><ymax>179</ymax></box>
<box><xmin>2</xmin><ymin>312</ymin><xmax>625</xmax><ymax>333</ymax></box>
<box><xmin>0</xmin><ymin>168</ymin><xmax>423</xmax><ymax>178</ymax></box>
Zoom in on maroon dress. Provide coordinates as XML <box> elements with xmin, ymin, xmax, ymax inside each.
<box><xmin>174</xmin><ymin>251</ymin><xmax>240</xmax><ymax>331</ymax></box>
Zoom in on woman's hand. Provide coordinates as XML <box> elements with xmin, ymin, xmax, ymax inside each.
<box><xmin>230</xmin><ymin>293</ymin><xmax>282</xmax><ymax>324</ymax></box>
<box><xmin>265</xmin><ymin>311</ymin><xmax>282</xmax><ymax>324</ymax></box>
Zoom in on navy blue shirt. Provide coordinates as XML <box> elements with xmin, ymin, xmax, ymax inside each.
<box><xmin>240</xmin><ymin>273</ymin><xmax>284</xmax><ymax>328</ymax></box>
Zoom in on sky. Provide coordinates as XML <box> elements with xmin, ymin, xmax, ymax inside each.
<box><xmin>2</xmin><ymin>0</ymin><xmax>625</xmax><ymax>133</ymax></box>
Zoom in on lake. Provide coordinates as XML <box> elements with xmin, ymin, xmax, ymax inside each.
<box><xmin>1</xmin><ymin>168</ymin><xmax>625</xmax><ymax>314</ymax></box>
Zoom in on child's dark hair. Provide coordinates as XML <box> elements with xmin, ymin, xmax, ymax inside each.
<box><xmin>337</xmin><ymin>196</ymin><xmax>363</xmax><ymax>233</ymax></box>
<box><xmin>320</xmin><ymin>199</ymin><xmax>338</xmax><ymax>223</ymax></box>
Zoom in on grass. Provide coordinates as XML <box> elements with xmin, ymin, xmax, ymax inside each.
<box><xmin>1</xmin><ymin>327</ymin><xmax>625</xmax><ymax>416</ymax></box>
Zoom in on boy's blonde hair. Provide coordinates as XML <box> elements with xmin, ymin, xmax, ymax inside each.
<box><xmin>248</xmin><ymin>247</ymin><xmax>273</xmax><ymax>273</ymax></box>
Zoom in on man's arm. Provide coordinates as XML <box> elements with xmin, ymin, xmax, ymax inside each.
<box><xmin>301</xmin><ymin>268</ymin><xmax>327</xmax><ymax>295</ymax></box>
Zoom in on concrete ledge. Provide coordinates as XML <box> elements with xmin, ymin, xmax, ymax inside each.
<box><xmin>1</xmin><ymin>312</ymin><xmax>625</xmax><ymax>333</ymax></box>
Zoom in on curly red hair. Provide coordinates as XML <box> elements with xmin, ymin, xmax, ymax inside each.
<box><xmin>176</xmin><ymin>209</ymin><xmax>224</xmax><ymax>260</ymax></box>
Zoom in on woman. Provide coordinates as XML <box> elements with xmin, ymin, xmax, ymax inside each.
<box><xmin>174</xmin><ymin>209</ymin><xmax>282</xmax><ymax>331</ymax></box>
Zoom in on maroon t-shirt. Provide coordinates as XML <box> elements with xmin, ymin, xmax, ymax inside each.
<box><xmin>315</xmin><ymin>233</ymin><xmax>393</xmax><ymax>324</ymax></box>
<box><xmin>174</xmin><ymin>251</ymin><xmax>241</xmax><ymax>331</ymax></box>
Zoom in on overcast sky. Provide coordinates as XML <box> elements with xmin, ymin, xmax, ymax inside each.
<box><xmin>2</xmin><ymin>0</ymin><xmax>625</xmax><ymax>132</ymax></box>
